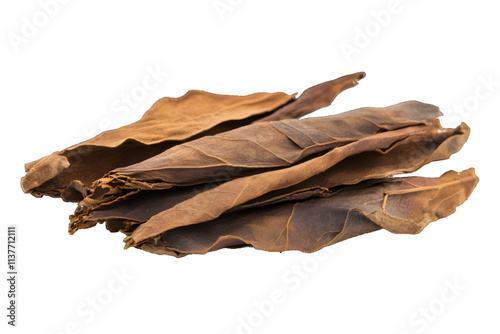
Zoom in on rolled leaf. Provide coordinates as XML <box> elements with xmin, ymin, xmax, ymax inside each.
<box><xmin>121</xmin><ymin>124</ymin><xmax>444</xmax><ymax>247</ymax></box>
<box><xmin>136</xmin><ymin>168</ymin><xmax>478</xmax><ymax>257</ymax></box>
<box><xmin>21</xmin><ymin>72</ymin><xmax>364</xmax><ymax>202</ymax></box>
<box><xmin>69</xmin><ymin>121</ymin><xmax>468</xmax><ymax>235</ymax></box>
<box><xmin>81</xmin><ymin>100</ymin><xmax>442</xmax><ymax>209</ymax></box>
<box><xmin>236</xmin><ymin>121</ymin><xmax>470</xmax><ymax>211</ymax></box>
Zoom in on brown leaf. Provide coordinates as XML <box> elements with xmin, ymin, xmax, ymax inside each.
<box><xmin>121</xmin><ymin>123</ymin><xmax>445</xmax><ymax>248</ymax></box>
<box><xmin>136</xmin><ymin>169</ymin><xmax>478</xmax><ymax>257</ymax></box>
<box><xmin>69</xmin><ymin>120</ymin><xmax>467</xmax><ymax>235</ymax></box>
<box><xmin>21</xmin><ymin>72</ymin><xmax>363</xmax><ymax>202</ymax></box>
<box><xmin>81</xmin><ymin>100</ymin><xmax>442</xmax><ymax>210</ymax></box>
<box><xmin>236</xmin><ymin>121</ymin><xmax>470</xmax><ymax>211</ymax></box>
<box><xmin>255</xmin><ymin>72</ymin><xmax>366</xmax><ymax>122</ymax></box>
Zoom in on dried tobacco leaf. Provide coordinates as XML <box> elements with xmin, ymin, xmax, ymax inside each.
<box><xmin>120</xmin><ymin>123</ymin><xmax>447</xmax><ymax>248</ymax></box>
<box><xmin>136</xmin><ymin>168</ymin><xmax>478</xmax><ymax>257</ymax></box>
<box><xmin>254</xmin><ymin>72</ymin><xmax>366</xmax><ymax>122</ymax></box>
<box><xmin>80</xmin><ymin>100</ymin><xmax>442</xmax><ymax>210</ymax></box>
<box><xmin>20</xmin><ymin>92</ymin><xmax>291</xmax><ymax>202</ymax></box>
<box><xmin>69</xmin><ymin>120</ymin><xmax>468</xmax><ymax>235</ymax></box>
<box><xmin>21</xmin><ymin>72</ymin><xmax>365</xmax><ymax>202</ymax></box>
<box><xmin>236</xmin><ymin>121</ymin><xmax>470</xmax><ymax>211</ymax></box>
<box><xmin>20</xmin><ymin>71</ymin><xmax>478</xmax><ymax>259</ymax></box>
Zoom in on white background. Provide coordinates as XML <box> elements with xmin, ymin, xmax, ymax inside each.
<box><xmin>1</xmin><ymin>1</ymin><xmax>499</xmax><ymax>333</ymax></box>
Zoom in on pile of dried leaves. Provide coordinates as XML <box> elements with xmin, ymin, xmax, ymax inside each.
<box><xmin>21</xmin><ymin>72</ymin><xmax>478</xmax><ymax>257</ymax></box>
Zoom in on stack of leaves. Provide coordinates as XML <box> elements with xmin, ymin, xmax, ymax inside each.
<box><xmin>21</xmin><ymin>72</ymin><xmax>478</xmax><ymax>257</ymax></box>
